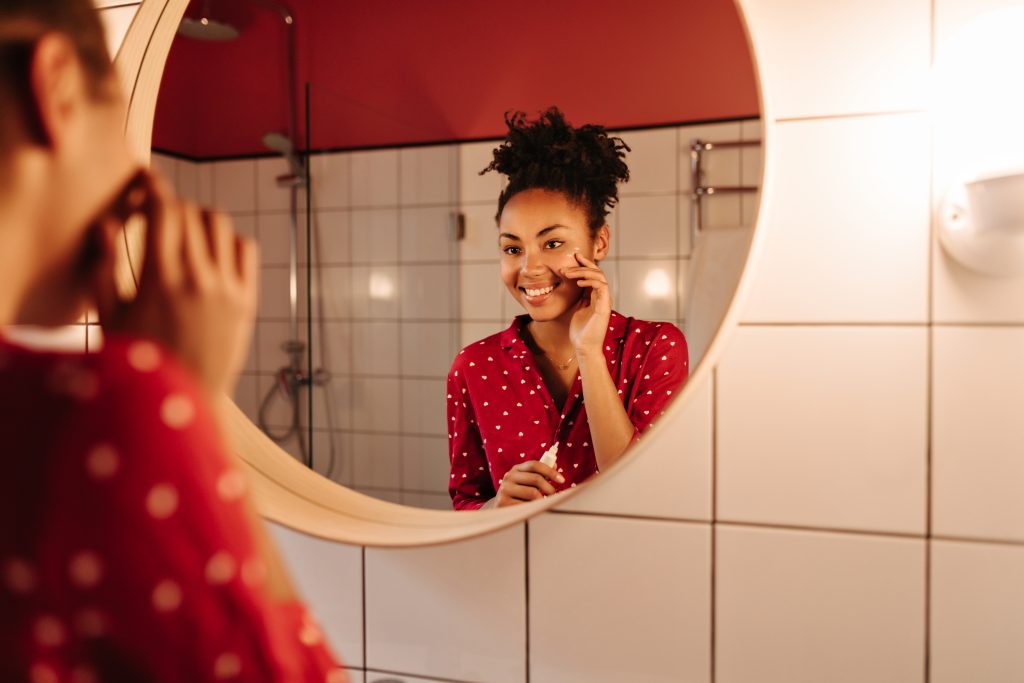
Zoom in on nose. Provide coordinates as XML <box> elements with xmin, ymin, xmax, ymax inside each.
<box><xmin>521</xmin><ymin>248</ymin><xmax>547</xmax><ymax>275</ymax></box>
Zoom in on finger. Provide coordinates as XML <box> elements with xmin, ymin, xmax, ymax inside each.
<box><xmin>90</xmin><ymin>216</ymin><xmax>122</xmax><ymax>327</ymax></box>
<box><xmin>572</xmin><ymin>278</ymin><xmax>609</xmax><ymax>289</ymax></box>
<box><xmin>203</xmin><ymin>210</ymin><xmax>235</xmax><ymax>279</ymax></box>
<box><xmin>510</xmin><ymin>471</ymin><xmax>558</xmax><ymax>494</ymax></box>
<box><xmin>181</xmin><ymin>201</ymin><xmax>215</xmax><ymax>287</ymax></box>
<box><xmin>561</xmin><ymin>267</ymin><xmax>607</xmax><ymax>281</ymax></box>
<box><xmin>574</xmin><ymin>253</ymin><xmax>600</xmax><ymax>268</ymax></box>
<box><xmin>236</xmin><ymin>235</ymin><xmax>259</xmax><ymax>310</ymax></box>
<box><xmin>516</xmin><ymin>461</ymin><xmax>565</xmax><ymax>483</ymax></box>
<box><xmin>136</xmin><ymin>171</ymin><xmax>183</xmax><ymax>288</ymax></box>
<box><xmin>506</xmin><ymin>483</ymin><xmax>545</xmax><ymax>501</ymax></box>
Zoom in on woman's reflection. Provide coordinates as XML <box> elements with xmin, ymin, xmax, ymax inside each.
<box><xmin>448</xmin><ymin>108</ymin><xmax>689</xmax><ymax>509</ymax></box>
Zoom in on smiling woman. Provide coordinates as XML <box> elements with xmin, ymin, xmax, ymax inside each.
<box><xmin>449</xmin><ymin>108</ymin><xmax>689</xmax><ymax>510</ymax></box>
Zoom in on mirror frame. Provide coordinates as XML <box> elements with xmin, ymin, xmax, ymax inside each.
<box><xmin>116</xmin><ymin>0</ymin><xmax>770</xmax><ymax>547</ymax></box>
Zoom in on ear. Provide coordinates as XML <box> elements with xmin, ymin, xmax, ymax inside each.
<box><xmin>27</xmin><ymin>33</ymin><xmax>86</xmax><ymax>150</ymax></box>
<box><xmin>592</xmin><ymin>224</ymin><xmax>611</xmax><ymax>261</ymax></box>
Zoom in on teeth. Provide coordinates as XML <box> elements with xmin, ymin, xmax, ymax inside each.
<box><xmin>524</xmin><ymin>285</ymin><xmax>555</xmax><ymax>297</ymax></box>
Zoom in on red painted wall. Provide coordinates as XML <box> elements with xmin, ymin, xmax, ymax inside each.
<box><xmin>153</xmin><ymin>0</ymin><xmax>758</xmax><ymax>158</ymax></box>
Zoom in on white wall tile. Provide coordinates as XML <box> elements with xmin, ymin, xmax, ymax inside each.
<box><xmin>315</xmin><ymin>378</ymin><xmax>352</xmax><ymax>432</ymax></box>
<box><xmin>175</xmin><ymin>158</ymin><xmax>200</xmax><ymax>203</ymax></box>
<box><xmin>459</xmin><ymin>141</ymin><xmax>503</xmax><ymax>203</ymax></box>
<box><xmin>529</xmin><ymin>515</ymin><xmax>710</xmax><ymax>683</ymax></box>
<box><xmin>212</xmin><ymin>159</ymin><xmax>257</xmax><ymax>214</ymax></box>
<box><xmin>351</xmin><ymin>267</ymin><xmax>399</xmax><ymax>319</ymax></box>
<box><xmin>351</xmin><ymin>209</ymin><xmax>399</xmax><ymax>264</ymax></box>
<box><xmin>352</xmin><ymin>433</ymin><xmax>401</xmax><ymax>489</ymax></box>
<box><xmin>399</xmin><ymin>207</ymin><xmax>456</xmax><ymax>264</ymax></box>
<box><xmin>316</xmin><ymin>265</ymin><xmax>352</xmax><ymax>321</ymax></box>
<box><xmin>400</xmin><ymin>492</ymin><xmax>452</xmax><ymax>511</ymax></box>
<box><xmin>401</xmin><ymin>435</ymin><xmax>450</xmax><ymax>496</ymax></box>
<box><xmin>256</xmin><ymin>320</ymin><xmax>292</xmax><ymax>374</ymax></box>
<box><xmin>149</xmin><ymin>153</ymin><xmax>177</xmax><ymax>188</ymax></box>
<box><xmin>310</xmin><ymin>152</ymin><xmax>351</xmax><ymax>210</ymax></box>
<box><xmin>617</xmin><ymin>128</ymin><xmax>676</xmax><ymax>195</ymax></box>
<box><xmin>677</xmin><ymin>122</ymin><xmax>743</xmax><ymax>194</ymax></box>
<box><xmin>255</xmin><ymin>157</ymin><xmax>294</xmax><ymax>213</ymax></box>
<box><xmin>616</xmin><ymin>194</ymin><xmax>677</xmax><ymax>259</ymax></box>
<box><xmin>312</xmin><ymin>320</ymin><xmax>351</xmax><ymax>376</ymax></box>
<box><xmin>259</xmin><ymin>266</ymin><xmax>306</xmax><ymax>320</ymax></box>
<box><xmin>269</xmin><ymin>525</ymin><xmax>364</xmax><ymax>668</ymax></box>
<box><xmin>458</xmin><ymin>262</ymin><xmax>503</xmax><ymax>321</ymax></box>
<box><xmin>399</xmin><ymin>322</ymin><xmax>455</xmax><ymax>378</ymax></box>
<box><xmin>195</xmin><ymin>163</ymin><xmax>215</xmax><ymax>206</ymax></box>
<box><xmin>97</xmin><ymin>4</ymin><xmax>138</xmax><ymax>58</ymax></box>
<box><xmin>400</xmin><ymin>145</ymin><xmax>455</xmax><ymax>206</ymax></box>
<box><xmin>562</xmin><ymin>370</ymin><xmax>711</xmax><ymax>520</ymax></box>
<box><xmin>400</xmin><ymin>265</ymin><xmax>456</xmax><ymax>320</ymax></box>
<box><xmin>716</xmin><ymin>525</ymin><xmax>925</xmax><ymax>683</ymax></box>
<box><xmin>258</xmin><ymin>212</ymin><xmax>306</xmax><ymax>267</ymax></box>
<box><xmin>351</xmin><ymin>378</ymin><xmax>399</xmax><ymax>432</ymax></box>
<box><xmin>256</xmin><ymin>373</ymin><xmax>293</xmax><ymax>430</ymax></box>
<box><xmin>742</xmin><ymin>114</ymin><xmax>930</xmax><ymax>323</ymax></box>
<box><xmin>932</xmin><ymin>242</ymin><xmax>1024</xmax><ymax>324</ymax></box>
<box><xmin>458</xmin><ymin>202</ymin><xmax>500</xmax><ymax>262</ymax></box>
<box><xmin>933</xmin><ymin>327</ymin><xmax>1024</xmax><ymax>542</ymax></box>
<box><xmin>364</xmin><ymin>525</ymin><xmax>526</xmax><ymax>683</ymax></box>
<box><xmin>717</xmin><ymin>326</ymin><xmax>927</xmax><ymax>534</ymax></box>
<box><xmin>617</xmin><ymin>260</ymin><xmax>678</xmax><ymax>322</ymax></box>
<box><xmin>738</xmin><ymin>0</ymin><xmax>930</xmax><ymax>119</ymax></box>
<box><xmin>931</xmin><ymin>540</ymin><xmax>1024</xmax><ymax>683</ymax></box>
<box><xmin>3</xmin><ymin>325</ymin><xmax>88</xmax><ymax>352</ymax></box>
<box><xmin>351</xmin><ymin>322</ymin><xmax>399</xmax><ymax>377</ymax></box>
<box><xmin>460</xmin><ymin>321</ymin><xmax>504</xmax><ymax>348</ymax></box>
<box><xmin>400</xmin><ymin>378</ymin><xmax>445</xmax><ymax>437</ymax></box>
<box><xmin>314</xmin><ymin>210</ymin><xmax>351</xmax><ymax>265</ymax></box>
<box><xmin>350</xmin><ymin>150</ymin><xmax>399</xmax><ymax>208</ymax></box>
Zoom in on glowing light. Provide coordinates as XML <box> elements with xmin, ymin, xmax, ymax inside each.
<box><xmin>933</xmin><ymin>7</ymin><xmax>1024</xmax><ymax>183</ymax></box>
<box><xmin>369</xmin><ymin>272</ymin><xmax>395</xmax><ymax>300</ymax></box>
<box><xmin>642</xmin><ymin>269</ymin><xmax>673</xmax><ymax>299</ymax></box>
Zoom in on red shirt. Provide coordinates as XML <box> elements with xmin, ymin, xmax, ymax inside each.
<box><xmin>447</xmin><ymin>311</ymin><xmax>689</xmax><ymax>510</ymax></box>
<box><xmin>0</xmin><ymin>334</ymin><xmax>347</xmax><ymax>682</ymax></box>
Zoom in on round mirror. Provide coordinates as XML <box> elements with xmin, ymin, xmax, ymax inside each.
<box><xmin>143</xmin><ymin>0</ymin><xmax>761</xmax><ymax>527</ymax></box>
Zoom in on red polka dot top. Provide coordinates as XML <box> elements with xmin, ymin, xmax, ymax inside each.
<box><xmin>447</xmin><ymin>312</ymin><xmax>689</xmax><ymax>509</ymax></box>
<box><xmin>0</xmin><ymin>334</ymin><xmax>348</xmax><ymax>682</ymax></box>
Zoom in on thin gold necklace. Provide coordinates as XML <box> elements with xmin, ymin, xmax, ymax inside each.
<box><xmin>545</xmin><ymin>353</ymin><xmax>576</xmax><ymax>370</ymax></box>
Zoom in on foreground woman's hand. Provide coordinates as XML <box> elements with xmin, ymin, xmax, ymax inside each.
<box><xmin>491</xmin><ymin>461</ymin><xmax>565</xmax><ymax>507</ymax></box>
<box><xmin>91</xmin><ymin>170</ymin><xmax>258</xmax><ymax>398</ymax></box>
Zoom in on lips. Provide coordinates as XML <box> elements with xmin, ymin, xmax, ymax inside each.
<box><xmin>519</xmin><ymin>281</ymin><xmax>561</xmax><ymax>303</ymax></box>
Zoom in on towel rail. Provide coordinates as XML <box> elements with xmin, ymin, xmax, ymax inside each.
<box><xmin>689</xmin><ymin>138</ymin><xmax>761</xmax><ymax>247</ymax></box>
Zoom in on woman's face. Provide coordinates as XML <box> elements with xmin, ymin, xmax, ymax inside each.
<box><xmin>497</xmin><ymin>188</ymin><xmax>609</xmax><ymax>322</ymax></box>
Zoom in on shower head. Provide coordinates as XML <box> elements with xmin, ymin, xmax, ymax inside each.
<box><xmin>178</xmin><ymin>16</ymin><xmax>239</xmax><ymax>41</ymax></box>
<box><xmin>263</xmin><ymin>132</ymin><xmax>305</xmax><ymax>183</ymax></box>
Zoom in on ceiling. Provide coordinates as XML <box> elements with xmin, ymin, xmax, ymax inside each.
<box><xmin>153</xmin><ymin>0</ymin><xmax>758</xmax><ymax>159</ymax></box>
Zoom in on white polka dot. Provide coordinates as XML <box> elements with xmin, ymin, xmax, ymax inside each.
<box><xmin>213</xmin><ymin>652</ymin><xmax>242</xmax><ymax>679</ymax></box>
<box><xmin>152</xmin><ymin>579</ymin><xmax>183</xmax><ymax>612</ymax></box>
<box><xmin>4</xmin><ymin>558</ymin><xmax>37</xmax><ymax>594</ymax></box>
<box><xmin>68</xmin><ymin>551</ymin><xmax>103</xmax><ymax>588</ymax></box>
<box><xmin>29</xmin><ymin>663</ymin><xmax>58</xmax><ymax>683</ymax></box>
<box><xmin>33</xmin><ymin>615</ymin><xmax>65</xmax><ymax>647</ymax></box>
<box><xmin>74</xmin><ymin>608</ymin><xmax>108</xmax><ymax>638</ymax></box>
<box><xmin>160</xmin><ymin>393</ymin><xmax>195</xmax><ymax>429</ymax></box>
<box><xmin>298</xmin><ymin>614</ymin><xmax>323</xmax><ymax>646</ymax></box>
<box><xmin>216</xmin><ymin>470</ymin><xmax>247</xmax><ymax>502</ymax></box>
<box><xmin>127</xmin><ymin>341</ymin><xmax>161</xmax><ymax>372</ymax></box>
<box><xmin>146</xmin><ymin>483</ymin><xmax>179</xmax><ymax>519</ymax></box>
<box><xmin>205</xmin><ymin>552</ymin><xmax>237</xmax><ymax>585</ymax></box>
<box><xmin>240</xmin><ymin>557</ymin><xmax>268</xmax><ymax>588</ymax></box>
<box><xmin>70</xmin><ymin>666</ymin><xmax>99</xmax><ymax>683</ymax></box>
<box><xmin>661</xmin><ymin>356</ymin><xmax>668</xmax><ymax>361</ymax></box>
<box><xmin>85</xmin><ymin>444</ymin><xmax>119</xmax><ymax>480</ymax></box>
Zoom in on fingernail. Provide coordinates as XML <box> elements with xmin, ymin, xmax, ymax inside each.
<box><xmin>557</xmin><ymin>475</ymin><xmax>566</xmax><ymax>484</ymax></box>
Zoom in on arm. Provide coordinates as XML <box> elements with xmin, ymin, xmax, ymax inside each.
<box><xmin>447</xmin><ymin>364</ymin><xmax>496</xmax><ymax>510</ymax></box>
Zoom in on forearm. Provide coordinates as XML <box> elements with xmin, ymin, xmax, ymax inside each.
<box><xmin>577</xmin><ymin>351</ymin><xmax>636</xmax><ymax>471</ymax></box>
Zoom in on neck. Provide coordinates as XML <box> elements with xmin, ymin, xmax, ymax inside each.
<box><xmin>0</xmin><ymin>159</ymin><xmax>46</xmax><ymax>326</ymax></box>
<box><xmin>526</xmin><ymin>306</ymin><xmax>576</xmax><ymax>359</ymax></box>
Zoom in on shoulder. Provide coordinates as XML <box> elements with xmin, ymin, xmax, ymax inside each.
<box><xmin>448</xmin><ymin>329</ymin><xmax>507</xmax><ymax>377</ymax></box>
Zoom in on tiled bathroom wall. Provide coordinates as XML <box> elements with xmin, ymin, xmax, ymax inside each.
<box><xmin>83</xmin><ymin>2</ymin><xmax>1024</xmax><ymax>682</ymax></box>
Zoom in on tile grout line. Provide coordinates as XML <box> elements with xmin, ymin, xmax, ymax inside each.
<box><xmin>925</xmin><ymin>4</ymin><xmax>937</xmax><ymax>680</ymax></box>
<box><xmin>710</xmin><ymin>366</ymin><xmax>718</xmax><ymax>683</ymax></box>
<box><xmin>775</xmin><ymin>108</ymin><xmax>928</xmax><ymax>124</ymax></box>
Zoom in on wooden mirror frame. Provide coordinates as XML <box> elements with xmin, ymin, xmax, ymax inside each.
<box><xmin>115</xmin><ymin>0</ymin><xmax>769</xmax><ymax>547</ymax></box>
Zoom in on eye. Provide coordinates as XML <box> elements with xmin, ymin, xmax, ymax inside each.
<box><xmin>545</xmin><ymin>240</ymin><xmax>564</xmax><ymax>250</ymax></box>
<box><xmin>502</xmin><ymin>245</ymin><xmax>521</xmax><ymax>256</ymax></box>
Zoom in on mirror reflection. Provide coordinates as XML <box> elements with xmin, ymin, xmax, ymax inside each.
<box><xmin>152</xmin><ymin>0</ymin><xmax>761</xmax><ymax>510</ymax></box>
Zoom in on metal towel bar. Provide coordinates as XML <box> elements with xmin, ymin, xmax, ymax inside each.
<box><xmin>689</xmin><ymin>138</ymin><xmax>760</xmax><ymax>247</ymax></box>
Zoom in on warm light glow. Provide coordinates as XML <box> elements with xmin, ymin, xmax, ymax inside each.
<box><xmin>369</xmin><ymin>272</ymin><xmax>396</xmax><ymax>300</ymax></box>
<box><xmin>933</xmin><ymin>8</ymin><xmax>1024</xmax><ymax>183</ymax></box>
<box><xmin>643</xmin><ymin>269</ymin><xmax>673</xmax><ymax>299</ymax></box>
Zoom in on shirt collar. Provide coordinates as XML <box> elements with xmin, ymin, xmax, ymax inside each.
<box><xmin>499</xmin><ymin>311</ymin><xmax>628</xmax><ymax>350</ymax></box>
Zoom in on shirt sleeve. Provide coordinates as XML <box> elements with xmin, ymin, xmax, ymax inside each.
<box><xmin>45</xmin><ymin>339</ymin><xmax>348</xmax><ymax>682</ymax></box>
<box><xmin>446</xmin><ymin>360</ymin><xmax>495</xmax><ymax>510</ymax></box>
<box><xmin>628</xmin><ymin>324</ymin><xmax>689</xmax><ymax>438</ymax></box>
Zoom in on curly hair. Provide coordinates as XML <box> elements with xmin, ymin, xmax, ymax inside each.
<box><xmin>481</xmin><ymin>107</ymin><xmax>630</xmax><ymax>232</ymax></box>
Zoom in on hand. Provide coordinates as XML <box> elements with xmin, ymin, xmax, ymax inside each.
<box><xmin>563</xmin><ymin>253</ymin><xmax>612</xmax><ymax>355</ymax></box>
<box><xmin>91</xmin><ymin>170</ymin><xmax>258</xmax><ymax>398</ymax></box>
<box><xmin>494</xmin><ymin>461</ymin><xmax>565</xmax><ymax>507</ymax></box>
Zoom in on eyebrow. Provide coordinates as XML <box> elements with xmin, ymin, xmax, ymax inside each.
<box><xmin>498</xmin><ymin>224</ymin><xmax>570</xmax><ymax>241</ymax></box>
